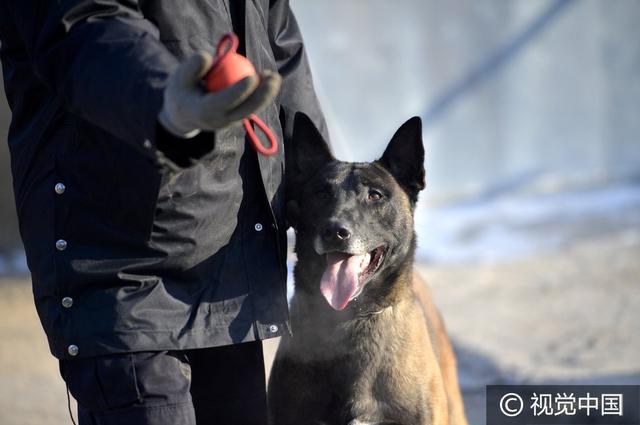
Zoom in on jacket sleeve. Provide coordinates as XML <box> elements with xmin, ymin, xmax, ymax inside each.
<box><xmin>6</xmin><ymin>0</ymin><xmax>181</xmax><ymax>158</ymax></box>
<box><xmin>268</xmin><ymin>0</ymin><xmax>330</xmax><ymax>143</ymax></box>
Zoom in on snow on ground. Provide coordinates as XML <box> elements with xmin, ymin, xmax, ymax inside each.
<box><xmin>415</xmin><ymin>183</ymin><xmax>640</xmax><ymax>264</ymax></box>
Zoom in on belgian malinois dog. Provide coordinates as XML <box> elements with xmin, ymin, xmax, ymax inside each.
<box><xmin>268</xmin><ymin>113</ymin><xmax>468</xmax><ymax>425</ymax></box>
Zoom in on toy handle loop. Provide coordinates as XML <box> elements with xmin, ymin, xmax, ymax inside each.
<box><xmin>210</xmin><ymin>33</ymin><xmax>239</xmax><ymax>70</ymax></box>
<box><xmin>243</xmin><ymin>114</ymin><xmax>278</xmax><ymax>156</ymax></box>
<box><xmin>207</xmin><ymin>32</ymin><xmax>279</xmax><ymax>156</ymax></box>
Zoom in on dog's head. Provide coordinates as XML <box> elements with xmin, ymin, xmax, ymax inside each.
<box><xmin>287</xmin><ymin>113</ymin><xmax>425</xmax><ymax>312</ymax></box>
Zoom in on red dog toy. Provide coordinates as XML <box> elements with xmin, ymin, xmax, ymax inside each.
<box><xmin>205</xmin><ymin>33</ymin><xmax>278</xmax><ymax>156</ymax></box>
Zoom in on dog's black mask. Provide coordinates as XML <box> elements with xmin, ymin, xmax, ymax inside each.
<box><xmin>286</xmin><ymin>113</ymin><xmax>425</xmax><ymax>311</ymax></box>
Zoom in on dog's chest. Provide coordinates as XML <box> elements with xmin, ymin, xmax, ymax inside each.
<box><xmin>300</xmin><ymin>316</ymin><xmax>425</xmax><ymax>422</ymax></box>
<box><xmin>322</xmin><ymin>350</ymin><xmax>424</xmax><ymax>424</ymax></box>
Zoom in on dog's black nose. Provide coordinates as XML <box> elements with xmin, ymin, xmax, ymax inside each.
<box><xmin>322</xmin><ymin>222</ymin><xmax>352</xmax><ymax>241</ymax></box>
<box><xmin>336</xmin><ymin>227</ymin><xmax>351</xmax><ymax>240</ymax></box>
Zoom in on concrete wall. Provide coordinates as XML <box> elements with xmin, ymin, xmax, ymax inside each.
<box><xmin>292</xmin><ymin>0</ymin><xmax>640</xmax><ymax>201</ymax></box>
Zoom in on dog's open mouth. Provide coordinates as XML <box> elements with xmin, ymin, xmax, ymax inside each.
<box><xmin>320</xmin><ymin>246</ymin><xmax>386</xmax><ymax>311</ymax></box>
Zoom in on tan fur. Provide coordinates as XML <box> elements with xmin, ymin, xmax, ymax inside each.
<box><xmin>412</xmin><ymin>272</ymin><xmax>468</xmax><ymax>425</ymax></box>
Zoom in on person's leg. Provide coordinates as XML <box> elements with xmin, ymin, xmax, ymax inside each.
<box><xmin>61</xmin><ymin>351</ymin><xmax>196</xmax><ymax>425</ymax></box>
<box><xmin>187</xmin><ymin>341</ymin><xmax>268</xmax><ymax>425</ymax></box>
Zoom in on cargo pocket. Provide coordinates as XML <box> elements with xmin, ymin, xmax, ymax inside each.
<box><xmin>63</xmin><ymin>351</ymin><xmax>193</xmax><ymax>414</ymax></box>
<box><xmin>130</xmin><ymin>351</ymin><xmax>193</xmax><ymax>406</ymax></box>
<box><xmin>62</xmin><ymin>353</ymin><xmax>142</xmax><ymax>413</ymax></box>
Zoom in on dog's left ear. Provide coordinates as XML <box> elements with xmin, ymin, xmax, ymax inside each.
<box><xmin>377</xmin><ymin>116</ymin><xmax>425</xmax><ymax>203</ymax></box>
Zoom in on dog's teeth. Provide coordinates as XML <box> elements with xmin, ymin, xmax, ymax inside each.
<box><xmin>362</xmin><ymin>253</ymin><xmax>371</xmax><ymax>269</ymax></box>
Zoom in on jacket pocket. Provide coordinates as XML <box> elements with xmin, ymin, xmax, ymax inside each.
<box><xmin>111</xmin><ymin>142</ymin><xmax>162</xmax><ymax>242</ymax></box>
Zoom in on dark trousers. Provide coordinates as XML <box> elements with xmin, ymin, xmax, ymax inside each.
<box><xmin>60</xmin><ymin>341</ymin><xmax>268</xmax><ymax>425</ymax></box>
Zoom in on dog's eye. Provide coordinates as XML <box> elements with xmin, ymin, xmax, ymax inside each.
<box><xmin>368</xmin><ymin>190</ymin><xmax>383</xmax><ymax>201</ymax></box>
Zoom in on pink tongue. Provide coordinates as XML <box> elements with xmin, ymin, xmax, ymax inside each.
<box><xmin>320</xmin><ymin>252</ymin><xmax>370</xmax><ymax>310</ymax></box>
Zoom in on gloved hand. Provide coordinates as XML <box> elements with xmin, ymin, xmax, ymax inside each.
<box><xmin>158</xmin><ymin>51</ymin><xmax>282</xmax><ymax>138</ymax></box>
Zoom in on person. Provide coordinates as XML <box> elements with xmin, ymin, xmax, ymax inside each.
<box><xmin>0</xmin><ymin>1</ymin><xmax>328</xmax><ymax>424</ymax></box>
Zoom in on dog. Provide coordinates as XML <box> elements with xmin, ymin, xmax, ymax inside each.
<box><xmin>267</xmin><ymin>113</ymin><xmax>468</xmax><ymax>425</ymax></box>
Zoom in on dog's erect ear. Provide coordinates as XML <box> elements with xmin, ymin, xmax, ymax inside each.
<box><xmin>286</xmin><ymin>112</ymin><xmax>334</xmax><ymax>194</ymax></box>
<box><xmin>377</xmin><ymin>116</ymin><xmax>425</xmax><ymax>203</ymax></box>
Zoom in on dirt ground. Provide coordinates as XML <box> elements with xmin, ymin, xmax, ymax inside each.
<box><xmin>1</xmin><ymin>225</ymin><xmax>639</xmax><ymax>425</ymax></box>
<box><xmin>419</xmin><ymin>229</ymin><xmax>640</xmax><ymax>425</ymax></box>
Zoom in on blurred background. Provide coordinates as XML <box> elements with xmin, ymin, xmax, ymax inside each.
<box><xmin>1</xmin><ymin>0</ymin><xmax>639</xmax><ymax>424</ymax></box>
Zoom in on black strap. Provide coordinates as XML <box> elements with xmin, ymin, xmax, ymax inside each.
<box><xmin>228</xmin><ymin>0</ymin><xmax>246</xmax><ymax>56</ymax></box>
<box><xmin>66</xmin><ymin>382</ymin><xmax>78</xmax><ymax>425</ymax></box>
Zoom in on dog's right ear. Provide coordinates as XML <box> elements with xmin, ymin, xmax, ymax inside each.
<box><xmin>377</xmin><ymin>116</ymin><xmax>425</xmax><ymax>204</ymax></box>
<box><xmin>286</xmin><ymin>112</ymin><xmax>334</xmax><ymax>194</ymax></box>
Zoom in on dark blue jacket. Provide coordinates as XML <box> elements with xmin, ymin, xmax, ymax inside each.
<box><xmin>0</xmin><ymin>0</ymin><xmax>327</xmax><ymax>359</ymax></box>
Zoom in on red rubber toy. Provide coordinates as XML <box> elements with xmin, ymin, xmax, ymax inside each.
<box><xmin>205</xmin><ymin>33</ymin><xmax>278</xmax><ymax>156</ymax></box>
